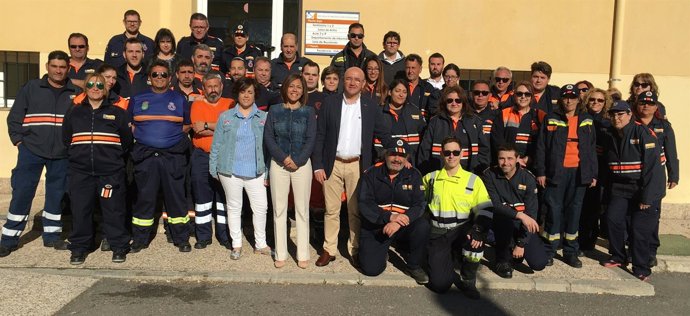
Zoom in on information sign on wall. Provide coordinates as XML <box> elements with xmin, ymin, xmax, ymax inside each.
<box><xmin>304</xmin><ymin>11</ymin><xmax>360</xmax><ymax>56</ymax></box>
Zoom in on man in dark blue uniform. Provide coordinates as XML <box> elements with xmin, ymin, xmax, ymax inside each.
<box><xmin>176</xmin><ymin>13</ymin><xmax>224</xmax><ymax>69</ymax></box>
<box><xmin>114</xmin><ymin>38</ymin><xmax>149</xmax><ymax>98</ymax></box>
<box><xmin>270</xmin><ymin>33</ymin><xmax>311</xmax><ymax>89</ymax></box>
<box><xmin>67</xmin><ymin>33</ymin><xmax>102</xmax><ymax>88</ymax></box>
<box><xmin>104</xmin><ymin>10</ymin><xmax>155</xmax><ymax>68</ymax></box>
<box><xmin>221</xmin><ymin>23</ymin><xmax>261</xmax><ymax>78</ymax></box>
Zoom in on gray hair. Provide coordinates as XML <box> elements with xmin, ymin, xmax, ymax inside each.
<box><xmin>492</xmin><ymin>66</ymin><xmax>512</xmax><ymax>78</ymax></box>
<box><xmin>192</xmin><ymin>43</ymin><xmax>214</xmax><ymax>59</ymax></box>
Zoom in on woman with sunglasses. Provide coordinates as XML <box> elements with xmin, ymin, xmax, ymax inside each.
<box><xmin>62</xmin><ymin>73</ymin><xmax>133</xmax><ymax>265</ymax></box>
<box><xmin>362</xmin><ymin>56</ymin><xmax>388</xmax><ymax>105</ymax></box>
<box><xmin>418</xmin><ymin>86</ymin><xmax>489</xmax><ymax>175</ymax></box>
<box><xmin>374</xmin><ymin>79</ymin><xmax>426</xmax><ymax>166</ymax></box>
<box><xmin>264</xmin><ymin>74</ymin><xmax>317</xmax><ymax>269</ymax></box>
<box><xmin>633</xmin><ymin>91</ymin><xmax>679</xmax><ymax>267</ymax></box>
<box><xmin>441</xmin><ymin>64</ymin><xmax>461</xmax><ymax>89</ymax></box>
<box><xmin>626</xmin><ymin>73</ymin><xmax>667</xmax><ymax>119</ymax></box>
<box><xmin>210</xmin><ymin>77</ymin><xmax>270</xmax><ymax>261</ymax></box>
<box><xmin>491</xmin><ymin>81</ymin><xmax>546</xmax><ymax>169</ymax></box>
<box><xmin>579</xmin><ymin>88</ymin><xmax>613</xmax><ymax>252</ymax></box>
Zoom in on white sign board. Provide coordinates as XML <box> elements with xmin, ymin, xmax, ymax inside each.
<box><xmin>304</xmin><ymin>11</ymin><xmax>360</xmax><ymax>56</ymax></box>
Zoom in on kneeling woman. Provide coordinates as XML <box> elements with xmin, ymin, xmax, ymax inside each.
<box><xmin>62</xmin><ymin>73</ymin><xmax>133</xmax><ymax>264</ymax></box>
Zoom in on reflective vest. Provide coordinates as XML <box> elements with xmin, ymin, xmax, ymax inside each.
<box><xmin>423</xmin><ymin>168</ymin><xmax>493</xmax><ymax>229</ymax></box>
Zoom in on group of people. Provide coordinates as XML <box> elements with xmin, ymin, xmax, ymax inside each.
<box><xmin>0</xmin><ymin>10</ymin><xmax>679</xmax><ymax>299</ymax></box>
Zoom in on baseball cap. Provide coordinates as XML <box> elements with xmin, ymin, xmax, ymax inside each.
<box><xmin>560</xmin><ymin>84</ymin><xmax>578</xmax><ymax>98</ymax></box>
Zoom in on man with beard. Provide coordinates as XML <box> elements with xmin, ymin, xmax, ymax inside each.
<box><xmin>104</xmin><ymin>10</ymin><xmax>155</xmax><ymax>68</ymax></box>
<box><xmin>357</xmin><ymin>141</ymin><xmax>430</xmax><ymax>284</ymax></box>
<box><xmin>189</xmin><ymin>71</ymin><xmax>235</xmax><ymax>249</ymax></box>
<box><xmin>172</xmin><ymin>59</ymin><xmax>203</xmax><ymax>102</ymax></box>
<box><xmin>330</xmin><ymin>23</ymin><xmax>376</xmax><ymax>84</ymax></box>
<box><xmin>426</xmin><ymin>53</ymin><xmax>445</xmax><ymax>90</ymax></box>
<box><xmin>114</xmin><ymin>38</ymin><xmax>149</xmax><ymax>98</ymax></box>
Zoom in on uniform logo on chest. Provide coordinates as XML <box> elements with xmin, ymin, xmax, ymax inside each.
<box><xmin>142</xmin><ymin>101</ymin><xmax>149</xmax><ymax>110</ymax></box>
<box><xmin>168</xmin><ymin>102</ymin><xmax>177</xmax><ymax>111</ymax></box>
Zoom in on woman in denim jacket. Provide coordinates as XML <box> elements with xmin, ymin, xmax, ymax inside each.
<box><xmin>209</xmin><ymin>77</ymin><xmax>270</xmax><ymax>260</ymax></box>
<box><xmin>264</xmin><ymin>74</ymin><xmax>317</xmax><ymax>268</ymax></box>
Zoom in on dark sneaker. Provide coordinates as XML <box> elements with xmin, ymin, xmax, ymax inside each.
<box><xmin>165</xmin><ymin>230</ymin><xmax>173</xmax><ymax>243</ymax></box>
<box><xmin>406</xmin><ymin>267</ymin><xmax>429</xmax><ymax>285</ymax></box>
<box><xmin>546</xmin><ymin>258</ymin><xmax>554</xmax><ymax>266</ymax></box>
<box><xmin>112</xmin><ymin>252</ymin><xmax>127</xmax><ymax>263</ymax></box>
<box><xmin>649</xmin><ymin>256</ymin><xmax>658</xmax><ymax>267</ymax></box>
<box><xmin>0</xmin><ymin>245</ymin><xmax>18</xmax><ymax>257</ymax></box>
<box><xmin>100</xmin><ymin>238</ymin><xmax>111</xmax><ymax>252</ymax></box>
<box><xmin>44</xmin><ymin>239</ymin><xmax>69</xmax><ymax>250</ymax></box>
<box><xmin>457</xmin><ymin>280</ymin><xmax>480</xmax><ymax>300</ymax></box>
<box><xmin>129</xmin><ymin>242</ymin><xmax>148</xmax><ymax>253</ymax></box>
<box><xmin>219</xmin><ymin>240</ymin><xmax>232</xmax><ymax>250</ymax></box>
<box><xmin>563</xmin><ymin>255</ymin><xmax>583</xmax><ymax>268</ymax></box>
<box><xmin>495</xmin><ymin>262</ymin><xmax>513</xmax><ymax>279</ymax></box>
<box><xmin>70</xmin><ymin>253</ymin><xmax>86</xmax><ymax>265</ymax></box>
<box><xmin>177</xmin><ymin>242</ymin><xmax>192</xmax><ymax>253</ymax></box>
<box><xmin>194</xmin><ymin>240</ymin><xmax>212</xmax><ymax>249</ymax></box>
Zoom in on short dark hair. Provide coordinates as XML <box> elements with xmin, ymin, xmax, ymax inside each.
<box><xmin>382</xmin><ymin>31</ymin><xmax>400</xmax><ymax>45</ymax></box>
<box><xmin>233</xmin><ymin>77</ymin><xmax>261</xmax><ymax>98</ymax></box>
<box><xmin>281</xmin><ymin>74</ymin><xmax>308</xmax><ymax>105</ymax></box>
<box><xmin>154</xmin><ymin>28</ymin><xmax>176</xmax><ymax>55</ymax></box>
<box><xmin>147</xmin><ymin>59</ymin><xmax>170</xmax><ymax>74</ymax></box>
<box><xmin>575</xmin><ymin>80</ymin><xmax>594</xmax><ymax>90</ymax></box>
<box><xmin>96</xmin><ymin>64</ymin><xmax>117</xmax><ymax>74</ymax></box>
<box><xmin>321</xmin><ymin>66</ymin><xmax>338</xmax><ymax>84</ymax></box>
<box><xmin>190</xmin><ymin>13</ymin><xmax>208</xmax><ymax>23</ymax></box>
<box><xmin>302</xmin><ymin>61</ymin><xmax>320</xmax><ymax>74</ymax></box>
<box><xmin>438</xmin><ymin>85</ymin><xmax>471</xmax><ymax>117</ymax></box>
<box><xmin>123</xmin><ymin>37</ymin><xmax>143</xmax><ymax>52</ymax></box>
<box><xmin>442</xmin><ymin>63</ymin><xmax>461</xmax><ymax>77</ymax></box>
<box><xmin>68</xmin><ymin>33</ymin><xmax>89</xmax><ymax>47</ymax></box>
<box><xmin>123</xmin><ymin>10</ymin><xmax>140</xmax><ymax>20</ymax></box>
<box><xmin>405</xmin><ymin>54</ymin><xmax>423</xmax><ymax>66</ymax></box>
<box><xmin>441</xmin><ymin>136</ymin><xmax>462</xmax><ymax>152</ymax></box>
<box><xmin>429</xmin><ymin>52</ymin><xmax>444</xmax><ymax>64</ymax></box>
<box><xmin>47</xmin><ymin>51</ymin><xmax>70</xmax><ymax>64</ymax></box>
<box><xmin>388</xmin><ymin>78</ymin><xmax>408</xmax><ymax>91</ymax></box>
<box><xmin>348</xmin><ymin>23</ymin><xmax>364</xmax><ymax>33</ymax></box>
<box><xmin>176</xmin><ymin>58</ymin><xmax>194</xmax><ymax>70</ymax></box>
<box><xmin>496</xmin><ymin>143</ymin><xmax>519</xmax><ymax>157</ymax></box>
<box><xmin>530</xmin><ymin>61</ymin><xmax>553</xmax><ymax>78</ymax></box>
<box><xmin>472</xmin><ymin>79</ymin><xmax>491</xmax><ymax>90</ymax></box>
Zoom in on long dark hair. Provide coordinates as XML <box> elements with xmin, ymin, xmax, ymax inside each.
<box><xmin>153</xmin><ymin>28</ymin><xmax>176</xmax><ymax>55</ymax></box>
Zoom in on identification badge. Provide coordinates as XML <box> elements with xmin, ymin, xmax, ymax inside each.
<box><xmin>654</xmin><ymin>128</ymin><xmax>663</xmax><ymax>133</ymax></box>
<box><xmin>411</xmin><ymin>114</ymin><xmax>420</xmax><ymax>120</ymax></box>
<box><xmin>645</xmin><ymin>143</ymin><xmax>656</xmax><ymax>149</ymax></box>
<box><xmin>630</xmin><ymin>138</ymin><xmax>640</xmax><ymax>144</ymax></box>
<box><xmin>103</xmin><ymin>114</ymin><xmax>116</xmax><ymax>120</ymax></box>
<box><xmin>85</xmin><ymin>69</ymin><xmax>95</xmax><ymax>74</ymax></box>
<box><xmin>518</xmin><ymin>184</ymin><xmax>527</xmax><ymax>190</ymax></box>
<box><xmin>424</xmin><ymin>92</ymin><xmax>430</xmax><ymax>96</ymax></box>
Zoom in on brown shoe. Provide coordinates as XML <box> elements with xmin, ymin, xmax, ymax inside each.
<box><xmin>315</xmin><ymin>250</ymin><xmax>335</xmax><ymax>267</ymax></box>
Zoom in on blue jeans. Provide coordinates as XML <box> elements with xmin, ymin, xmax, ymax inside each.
<box><xmin>1</xmin><ymin>144</ymin><xmax>68</xmax><ymax>248</ymax></box>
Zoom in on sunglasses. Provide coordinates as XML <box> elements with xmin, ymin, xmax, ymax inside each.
<box><xmin>515</xmin><ymin>92</ymin><xmax>532</xmax><ymax>98</ymax></box>
<box><xmin>151</xmin><ymin>72</ymin><xmax>169</xmax><ymax>79</ymax></box>
<box><xmin>86</xmin><ymin>81</ymin><xmax>105</xmax><ymax>90</ymax></box>
<box><xmin>69</xmin><ymin>45</ymin><xmax>86</xmax><ymax>49</ymax></box>
<box><xmin>633</xmin><ymin>82</ymin><xmax>651</xmax><ymax>88</ymax></box>
<box><xmin>579</xmin><ymin>88</ymin><xmax>589</xmax><ymax>93</ymax></box>
<box><xmin>443</xmin><ymin>150</ymin><xmax>462</xmax><ymax>157</ymax></box>
<box><xmin>349</xmin><ymin>33</ymin><xmax>364</xmax><ymax>39</ymax></box>
<box><xmin>445</xmin><ymin>98</ymin><xmax>462</xmax><ymax>104</ymax></box>
<box><xmin>495</xmin><ymin>77</ymin><xmax>510</xmax><ymax>83</ymax></box>
<box><xmin>472</xmin><ymin>90</ymin><xmax>490</xmax><ymax>96</ymax></box>
<box><xmin>588</xmin><ymin>98</ymin><xmax>605</xmax><ymax>103</ymax></box>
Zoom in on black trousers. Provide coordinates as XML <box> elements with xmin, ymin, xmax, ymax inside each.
<box><xmin>427</xmin><ymin>222</ymin><xmax>483</xmax><ymax>293</ymax></box>
<box><xmin>493</xmin><ymin>216</ymin><xmax>548</xmax><ymax>271</ymax></box>
<box><xmin>358</xmin><ymin>218</ymin><xmax>430</xmax><ymax>276</ymax></box>
<box><xmin>67</xmin><ymin>170</ymin><xmax>129</xmax><ymax>254</ymax></box>
<box><xmin>606</xmin><ymin>196</ymin><xmax>659</xmax><ymax>277</ymax></box>
<box><xmin>579</xmin><ymin>185</ymin><xmax>606</xmax><ymax>250</ymax></box>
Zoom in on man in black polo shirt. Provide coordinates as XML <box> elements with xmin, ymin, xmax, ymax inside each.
<box><xmin>114</xmin><ymin>38</ymin><xmax>149</xmax><ymax>98</ymax></box>
<box><xmin>67</xmin><ymin>33</ymin><xmax>102</xmax><ymax>88</ymax></box>
<box><xmin>104</xmin><ymin>10</ymin><xmax>155</xmax><ymax>68</ymax></box>
<box><xmin>270</xmin><ymin>33</ymin><xmax>311</xmax><ymax>89</ymax></box>
<box><xmin>404</xmin><ymin>54</ymin><xmax>440</xmax><ymax>119</ymax></box>
<box><xmin>177</xmin><ymin>13</ymin><xmax>224</xmax><ymax>69</ymax></box>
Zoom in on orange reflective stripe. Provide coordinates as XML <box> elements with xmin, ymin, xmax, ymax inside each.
<box><xmin>609</xmin><ymin>164</ymin><xmax>642</xmax><ymax>171</ymax></box>
<box><xmin>72</xmin><ymin>135</ymin><xmax>121</xmax><ymax>143</ymax></box>
<box><xmin>23</xmin><ymin>116</ymin><xmax>64</xmax><ymax>123</ymax></box>
<box><xmin>134</xmin><ymin>115</ymin><xmax>184</xmax><ymax>122</ymax></box>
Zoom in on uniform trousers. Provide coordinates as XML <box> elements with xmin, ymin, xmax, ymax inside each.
<box><xmin>359</xmin><ymin>218</ymin><xmax>430</xmax><ymax>276</ymax></box>
<box><xmin>542</xmin><ymin>168</ymin><xmax>586</xmax><ymax>257</ymax></box>
<box><xmin>493</xmin><ymin>216</ymin><xmax>548</xmax><ymax>271</ymax></box>
<box><xmin>190</xmin><ymin>148</ymin><xmax>228</xmax><ymax>243</ymax></box>
<box><xmin>427</xmin><ymin>222</ymin><xmax>484</xmax><ymax>293</ymax></box>
<box><xmin>607</xmin><ymin>196</ymin><xmax>659</xmax><ymax>277</ymax></box>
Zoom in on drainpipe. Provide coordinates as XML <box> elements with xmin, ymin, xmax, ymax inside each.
<box><xmin>609</xmin><ymin>0</ymin><xmax>626</xmax><ymax>89</ymax></box>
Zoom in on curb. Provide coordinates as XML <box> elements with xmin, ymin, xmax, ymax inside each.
<box><xmin>5</xmin><ymin>265</ymin><xmax>654</xmax><ymax>297</ymax></box>
<box><xmin>654</xmin><ymin>255</ymin><xmax>690</xmax><ymax>273</ymax></box>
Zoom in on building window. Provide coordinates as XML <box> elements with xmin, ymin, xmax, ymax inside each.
<box><xmin>0</xmin><ymin>51</ymin><xmax>40</xmax><ymax>108</ymax></box>
<box><xmin>458</xmin><ymin>68</ymin><xmax>530</xmax><ymax>92</ymax></box>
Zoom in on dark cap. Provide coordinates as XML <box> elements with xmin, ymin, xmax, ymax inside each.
<box><xmin>560</xmin><ymin>84</ymin><xmax>578</xmax><ymax>98</ymax></box>
<box><xmin>637</xmin><ymin>91</ymin><xmax>658</xmax><ymax>104</ymax></box>
<box><xmin>387</xmin><ymin>139</ymin><xmax>410</xmax><ymax>156</ymax></box>
<box><xmin>608</xmin><ymin>100</ymin><xmax>631</xmax><ymax>112</ymax></box>
<box><xmin>234</xmin><ymin>24</ymin><xmax>248</xmax><ymax>36</ymax></box>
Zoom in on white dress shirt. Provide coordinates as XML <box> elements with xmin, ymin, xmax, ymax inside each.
<box><xmin>336</xmin><ymin>96</ymin><xmax>362</xmax><ymax>159</ymax></box>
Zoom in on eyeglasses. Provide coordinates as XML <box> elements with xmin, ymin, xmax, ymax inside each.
<box><xmin>349</xmin><ymin>33</ymin><xmax>365</xmax><ymax>39</ymax></box>
<box><xmin>151</xmin><ymin>72</ymin><xmax>169</xmax><ymax>79</ymax></box>
<box><xmin>442</xmin><ymin>150</ymin><xmax>462</xmax><ymax>157</ymax></box>
<box><xmin>385</xmin><ymin>41</ymin><xmax>399</xmax><ymax>46</ymax></box>
<box><xmin>443</xmin><ymin>75</ymin><xmax>458</xmax><ymax>80</ymax></box>
<box><xmin>192</xmin><ymin>26</ymin><xmax>207</xmax><ymax>30</ymax></box>
<box><xmin>515</xmin><ymin>92</ymin><xmax>532</xmax><ymax>98</ymax></box>
<box><xmin>588</xmin><ymin>98</ymin><xmax>605</xmax><ymax>103</ymax></box>
<box><xmin>472</xmin><ymin>90</ymin><xmax>490</xmax><ymax>96</ymax></box>
<box><xmin>633</xmin><ymin>82</ymin><xmax>651</xmax><ymax>88</ymax></box>
<box><xmin>69</xmin><ymin>45</ymin><xmax>86</xmax><ymax>49</ymax></box>
<box><xmin>85</xmin><ymin>81</ymin><xmax>105</xmax><ymax>90</ymax></box>
<box><xmin>445</xmin><ymin>98</ymin><xmax>462</xmax><ymax>104</ymax></box>
<box><xmin>495</xmin><ymin>77</ymin><xmax>510</xmax><ymax>83</ymax></box>
<box><xmin>124</xmin><ymin>20</ymin><xmax>141</xmax><ymax>24</ymax></box>
<box><xmin>579</xmin><ymin>88</ymin><xmax>590</xmax><ymax>93</ymax></box>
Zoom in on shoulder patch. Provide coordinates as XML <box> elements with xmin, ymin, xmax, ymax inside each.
<box><xmin>334</xmin><ymin>56</ymin><xmax>345</xmax><ymax>63</ymax></box>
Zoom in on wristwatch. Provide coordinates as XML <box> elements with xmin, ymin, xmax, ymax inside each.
<box><xmin>515</xmin><ymin>239</ymin><xmax>526</xmax><ymax>248</ymax></box>
<box><xmin>204</xmin><ymin>122</ymin><xmax>209</xmax><ymax>130</ymax></box>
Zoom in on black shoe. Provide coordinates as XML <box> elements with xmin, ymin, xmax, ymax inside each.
<box><xmin>578</xmin><ymin>250</ymin><xmax>585</xmax><ymax>257</ymax></box>
<box><xmin>563</xmin><ymin>255</ymin><xmax>583</xmax><ymax>268</ymax></box>
<box><xmin>112</xmin><ymin>252</ymin><xmax>127</xmax><ymax>263</ymax></box>
<box><xmin>100</xmin><ymin>239</ymin><xmax>111</xmax><ymax>252</ymax></box>
<box><xmin>177</xmin><ymin>242</ymin><xmax>192</xmax><ymax>253</ymax></box>
<box><xmin>219</xmin><ymin>240</ymin><xmax>232</xmax><ymax>250</ymax></box>
<box><xmin>495</xmin><ymin>262</ymin><xmax>513</xmax><ymax>279</ymax></box>
<box><xmin>194</xmin><ymin>240</ymin><xmax>212</xmax><ymax>249</ymax></box>
<box><xmin>70</xmin><ymin>253</ymin><xmax>86</xmax><ymax>265</ymax></box>
<box><xmin>165</xmin><ymin>231</ymin><xmax>173</xmax><ymax>244</ymax></box>
<box><xmin>457</xmin><ymin>280</ymin><xmax>480</xmax><ymax>300</ymax></box>
<box><xmin>649</xmin><ymin>256</ymin><xmax>658</xmax><ymax>267</ymax></box>
<box><xmin>0</xmin><ymin>245</ymin><xmax>18</xmax><ymax>257</ymax></box>
<box><xmin>546</xmin><ymin>258</ymin><xmax>554</xmax><ymax>266</ymax></box>
<box><xmin>406</xmin><ymin>267</ymin><xmax>429</xmax><ymax>285</ymax></box>
<box><xmin>350</xmin><ymin>254</ymin><xmax>360</xmax><ymax>269</ymax></box>
<box><xmin>44</xmin><ymin>239</ymin><xmax>69</xmax><ymax>250</ymax></box>
<box><xmin>129</xmin><ymin>242</ymin><xmax>148</xmax><ymax>253</ymax></box>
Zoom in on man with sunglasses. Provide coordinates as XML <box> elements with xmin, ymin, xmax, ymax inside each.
<box><xmin>177</xmin><ymin>13</ymin><xmax>224</xmax><ymax>70</ymax></box>
<box><xmin>128</xmin><ymin>60</ymin><xmax>194</xmax><ymax>253</ymax></box>
<box><xmin>489</xmin><ymin>66</ymin><xmax>513</xmax><ymax>109</ymax></box>
<box><xmin>114</xmin><ymin>38</ymin><xmax>149</xmax><ymax>98</ymax></box>
<box><xmin>271</xmin><ymin>33</ymin><xmax>312</xmax><ymax>89</ymax></box>
<box><xmin>470</xmin><ymin>80</ymin><xmax>497</xmax><ymax>138</ymax></box>
<box><xmin>424</xmin><ymin>137</ymin><xmax>493</xmax><ymax>299</ymax></box>
<box><xmin>1</xmin><ymin>51</ymin><xmax>81</xmax><ymax>257</ymax></box>
<box><xmin>104</xmin><ymin>10</ymin><xmax>155</xmax><ymax>68</ymax></box>
<box><xmin>600</xmin><ymin>100</ymin><xmax>665</xmax><ymax>281</ymax></box>
<box><xmin>357</xmin><ymin>141</ymin><xmax>430</xmax><ymax>284</ymax></box>
<box><xmin>378</xmin><ymin>31</ymin><xmax>406</xmax><ymax>87</ymax></box>
<box><xmin>330</xmin><ymin>23</ymin><xmax>376</xmax><ymax>86</ymax></box>
<box><xmin>67</xmin><ymin>33</ymin><xmax>103</xmax><ymax>88</ymax></box>
<box><xmin>221</xmin><ymin>23</ymin><xmax>261</xmax><ymax>79</ymax></box>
